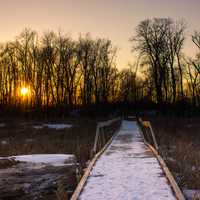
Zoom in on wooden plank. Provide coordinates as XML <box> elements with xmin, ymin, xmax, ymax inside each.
<box><xmin>143</xmin><ymin>121</ymin><xmax>150</xmax><ymax>128</ymax></box>
<box><xmin>137</xmin><ymin>119</ymin><xmax>185</xmax><ymax>200</ymax></box>
<box><xmin>70</xmin><ymin>126</ymin><xmax>120</xmax><ymax>200</ymax></box>
<box><xmin>137</xmin><ymin>120</ymin><xmax>146</xmax><ymax>142</ymax></box>
<box><xmin>147</xmin><ymin>144</ymin><xmax>186</xmax><ymax>200</ymax></box>
<box><xmin>147</xmin><ymin>121</ymin><xmax>159</xmax><ymax>151</ymax></box>
<box><xmin>93</xmin><ymin>125</ymin><xmax>100</xmax><ymax>154</ymax></box>
<box><xmin>79</xmin><ymin>120</ymin><xmax>178</xmax><ymax>200</ymax></box>
<box><xmin>98</xmin><ymin>117</ymin><xmax>121</xmax><ymax>127</ymax></box>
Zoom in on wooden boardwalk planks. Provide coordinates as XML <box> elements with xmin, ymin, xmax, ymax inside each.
<box><xmin>72</xmin><ymin>120</ymin><xmax>184</xmax><ymax>200</ymax></box>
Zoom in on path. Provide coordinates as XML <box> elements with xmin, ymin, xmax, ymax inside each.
<box><xmin>79</xmin><ymin>120</ymin><xmax>177</xmax><ymax>200</ymax></box>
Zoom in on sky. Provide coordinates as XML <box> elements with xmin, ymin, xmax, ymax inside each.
<box><xmin>0</xmin><ymin>0</ymin><xmax>199</xmax><ymax>69</ymax></box>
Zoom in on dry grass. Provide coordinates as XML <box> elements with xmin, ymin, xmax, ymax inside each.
<box><xmin>0</xmin><ymin>117</ymin><xmax>97</xmax><ymax>199</ymax></box>
<box><xmin>56</xmin><ymin>179</ymin><xmax>69</xmax><ymax>200</ymax></box>
<box><xmin>151</xmin><ymin>117</ymin><xmax>200</xmax><ymax>192</ymax></box>
<box><xmin>0</xmin><ymin>117</ymin><xmax>98</xmax><ymax>167</ymax></box>
<box><xmin>0</xmin><ymin>116</ymin><xmax>120</xmax><ymax>199</ymax></box>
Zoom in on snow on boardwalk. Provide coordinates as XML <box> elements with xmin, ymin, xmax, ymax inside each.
<box><xmin>79</xmin><ymin>120</ymin><xmax>176</xmax><ymax>200</ymax></box>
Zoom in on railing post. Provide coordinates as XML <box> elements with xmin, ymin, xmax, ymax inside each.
<box><xmin>147</xmin><ymin>122</ymin><xmax>159</xmax><ymax>151</ymax></box>
<box><xmin>93</xmin><ymin>124</ymin><xmax>100</xmax><ymax>155</ymax></box>
<box><xmin>137</xmin><ymin>118</ymin><xmax>159</xmax><ymax>152</ymax></box>
<box><xmin>92</xmin><ymin>117</ymin><xmax>121</xmax><ymax>157</ymax></box>
<box><xmin>101</xmin><ymin>127</ymin><xmax>106</xmax><ymax>147</ymax></box>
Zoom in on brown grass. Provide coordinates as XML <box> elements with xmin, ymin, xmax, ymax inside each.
<box><xmin>0</xmin><ymin>116</ymin><xmax>120</xmax><ymax>199</ymax></box>
<box><xmin>0</xmin><ymin>118</ymin><xmax>98</xmax><ymax>166</ymax></box>
<box><xmin>150</xmin><ymin>117</ymin><xmax>200</xmax><ymax>191</ymax></box>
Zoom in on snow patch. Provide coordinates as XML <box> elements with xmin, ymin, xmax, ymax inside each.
<box><xmin>43</xmin><ymin>123</ymin><xmax>72</xmax><ymax>129</ymax></box>
<box><xmin>0</xmin><ymin>123</ymin><xmax>5</xmax><ymax>127</ymax></box>
<box><xmin>1</xmin><ymin>140</ymin><xmax>9</xmax><ymax>145</ymax></box>
<box><xmin>26</xmin><ymin>138</ymin><xmax>35</xmax><ymax>143</ymax></box>
<box><xmin>33</xmin><ymin>123</ymin><xmax>72</xmax><ymax>130</ymax></box>
<box><xmin>0</xmin><ymin>154</ymin><xmax>75</xmax><ymax>167</ymax></box>
<box><xmin>33</xmin><ymin>125</ymin><xmax>43</xmax><ymax>129</ymax></box>
<box><xmin>183</xmin><ymin>189</ymin><xmax>200</xmax><ymax>200</ymax></box>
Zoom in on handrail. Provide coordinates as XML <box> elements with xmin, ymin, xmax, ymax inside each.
<box><xmin>70</xmin><ymin>133</ymin><xmax>116</xmax><ymax>200</ymax></box>
<box><xmin>138</xmin><ymin>118</ymin><xmax>185</xmax><ymax>200</ymax></box>
<box><xmin>71</xmin><ymin>117</ymin><xmax>121</xmax><ymax>200</ymax></box>
<box><xmin>138</xmin><ymin>118</ymin><xmax>159</xmax><ymax>151</ymax></box>
<box><xmin>143</xmin><ymin>121</ymin><xmax>159</xmax><ymax>151</ymax></box>
<box><xmin>92</xmin><ymin>117</ymin><xmax>121</xmax><ymax>154</ymax></box>
<box><xmin>147</xmin><ymin>143</ymin><xmax>186</xmax><ymax>200</ymax></box>
<box><xmin>71</xmin><ymin>118</ymin><xmax>185</xmax><ymax>200</ymax></box>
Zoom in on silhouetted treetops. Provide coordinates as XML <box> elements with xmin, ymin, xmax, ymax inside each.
<box><xmin>0</xmin><ymin>18</ymin><xmax>199</xmax><ymax>115</ymax></box>
<box><xmin>131</xmin><ymin>18</ymin><xmax>200</xmax><ymax>112</ymax></box>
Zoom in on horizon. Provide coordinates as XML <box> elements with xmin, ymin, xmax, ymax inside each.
<box><xmin>0</xmin><ymin>2</ymin><xmax>200</xmax><ymax>199</ymax></box>
<box><xmin>0</xmin><ymin>0</ymin><xmax>200</xmax><ymax>68</ymax></box>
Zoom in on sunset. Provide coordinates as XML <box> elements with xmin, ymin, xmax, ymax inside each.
<box><xmin>20</xmin><ymin>86</ymin><xmax>30</xmax><ymax>98</ymax></box>
<box><xmin>0</xmin><ymin>1</ymin><xmax>200</xmax><ymax>200</ymax></box>
<box><xmin>0</xmin><ymin>0</ymin><xmax>199</xmax><ymax>68</ymax></box>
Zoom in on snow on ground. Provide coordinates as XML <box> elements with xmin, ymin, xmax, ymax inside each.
<box><xmin>0</xmin><ymin>123</ymin><xmax>5</xmax><ymax>127</ymax></box>
<box><xmin>0</xmin><ymin>154</ymin><xmax>75</xmax><ymax>167</ymax></box>
<box><xmin>80</xmin><ymin>120</ymin><xmax>177</xmax><ymax>200</ymax></box>
<box><xmin>33</xmin><ymin>123</ymin><xmax>72</xmax><ymax>130</ymax></box>
<box><xmin>183</xmin><ymin>189</ymin><xmax>200</xmax><ymax>200</ymax></box>
<box><xmin>0</xmin><ymin>154</ymin><xmax>76</xmax><ymax>199</ymax></box>
<box><xmin>1</xmin><ymin>140</ymin><xmax>9</xmax><ymax>145</ymax></box>
<box><xmin>43</xmin><ymin>123</ymin><xmax>72</xmax><ymax>129</ymax></box>
<box><xmin>33</xmin><ymin>125</ymin><xmax>43</xmax><ymax>129</ymax></box>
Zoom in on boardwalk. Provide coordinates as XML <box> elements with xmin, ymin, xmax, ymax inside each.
<box><xmin>79</xmin><ymin>120</ymin><xmax>177</xmax><ymax>200</ymax></box>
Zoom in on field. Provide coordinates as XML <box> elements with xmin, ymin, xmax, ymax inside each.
<box><xmin>0</xmin><ymin>117</ymin><xmax>100</xmax><ymax>199</ymax></box>
<box><xmin>0</xmin><ymin>116</ymin><xmax>120</xmax><ymax>199</ymax></box>
<box><xmin>1</xmin><ymin>116</ymin><xmax>200</xmax><ymax>200</ymax></box>
<box><xmin>0</xmin><ymin>117</ymin><xmax>98</xmax><ymax>165</ymax></box>
<box><xmin>151</xmin><ymin>117</ymin><xmax>200</xmax><ymax>200</ymax></box>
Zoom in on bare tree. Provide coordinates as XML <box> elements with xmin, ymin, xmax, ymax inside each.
<box><xmin>131</xmin><ymin>18</ymin><xmax>186</xmax><ymax>107</ymax></box>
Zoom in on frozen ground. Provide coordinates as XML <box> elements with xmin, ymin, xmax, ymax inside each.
<box><xmin>0</xmin><ymin>154</ymin><xmax>77</xmax><ymax>199</ymax></box>
<box><xmin>80</xmin><ymin>120</ymin><xmax>177</xmax><ymax>200</ymax></box>
<box><xmin>183</xmin><ymin>189</ymin><xmax>200</xmax><ymax>200</ymax></box>
<box><xmin>0</xmin><ymin>123</ymin><xmax>5</xmax><ymax>127</ymax></box>
<box><xmin>33</xmin><ymin>123</ymin><xmax>72</xmax><ymax>130</ymax></box>
<box><xmin>6</xmin><ymin>154</ymin><xmax>75</xmax><ymax>167</ymax></box>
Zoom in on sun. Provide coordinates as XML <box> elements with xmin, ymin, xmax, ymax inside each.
<box><xmin>20</xmin><ymin>87</ymin><xmax>29</xmax><ymax>96</ymax></box>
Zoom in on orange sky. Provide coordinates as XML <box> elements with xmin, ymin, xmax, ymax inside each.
<box><xmin>0</xmin><ymin>0</ymin><xmax>200</xmax><ymax>69</ymax></box>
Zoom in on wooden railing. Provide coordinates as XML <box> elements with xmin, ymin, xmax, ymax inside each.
<box><xmin>72</xmin><ymin>117</ymin><xmax>185</xmax><ymax>200</ymax></box>
<box><xmin>138</xmin><ymin>118</ymin><xmax>159</xmax><ymax>151</ymax></box>
<box><xmin>92</xmin><ymin>117</ymin><xmax>121</xmax><ymax>155</ymax></box>
<box><xmin>138</xmin><ymin>118</ymin><xmax>185</xmax><ymax>200</ymax></box>
<box><xmin>71</xmin><ymin>117</ymin><xmax>121</xmax><ymax>200</ymax></box>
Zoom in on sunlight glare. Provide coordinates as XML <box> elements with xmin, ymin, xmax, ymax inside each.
<box><xmin>20</xmin><ymin>87</ymin><xmax>29</xmax><ymax>96</ymax></box>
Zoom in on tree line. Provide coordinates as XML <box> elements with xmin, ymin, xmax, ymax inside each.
<box><xmin>131</xmin><ymin>18</ymin><xmax>200</xmax><ymax>114</ymax></box>
<box><xmin>0</xmin><ymin>18</ymin><xmax>199</xmax><ymax>116</ymax></box>
<box><xmin>0</xmin><ymin>30</ymin><xmax>119</xmax><ymax>115</ymax></box>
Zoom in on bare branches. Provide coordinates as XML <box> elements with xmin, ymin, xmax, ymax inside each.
<box><xmin>192</xmin><ymin>31</ymin><xmax>200</xmax><ymax>49</ymax></box>
<box><xmin>131</xmin><ymin>18</ymin><xmax>186</xmax><ymax>105</ymax></box>
<box><xmin>0</xmin><ymin>30</ymin><xmax>119</xmax><ymax>114</ymax></box>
